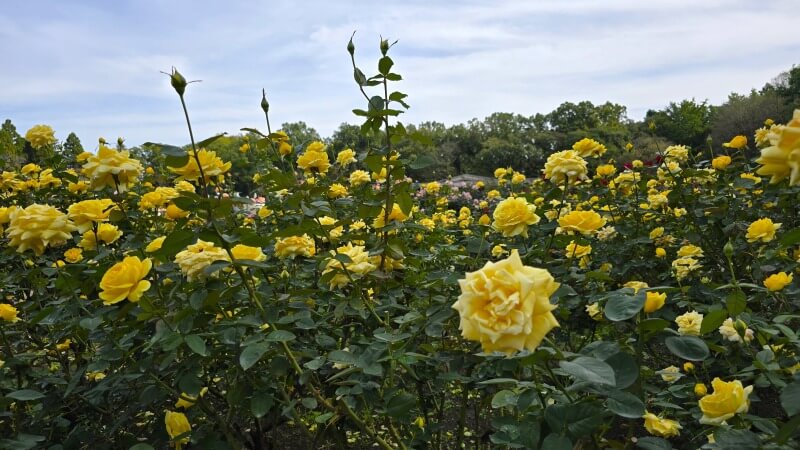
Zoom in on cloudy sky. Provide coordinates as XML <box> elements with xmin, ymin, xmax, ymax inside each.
<box><xmin>1</xmin><ymin>0</ymin><xmax>797</xmax><ymax>147</ymax></box>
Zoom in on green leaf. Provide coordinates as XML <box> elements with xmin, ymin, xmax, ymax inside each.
<box><xmin>664</xmin><ymin>336</ymin><xmax>709</xmax><ymax>361</ymax></box>
<box><xmin>605</xmin><ymin>352</ymin><xmax>639</xmax><ymax>389</ymax></box>
<box><xmin>544</xmin><ymin>403</ymin><xmax>605</xmax><ymax>439</ymax></box>
<box><xmin>196</xmin><ymin>133</ymin><xmax>227</xmax><ymax>148</ymax></box>
<box><xmin>606</xmin><ymin>390</ymin><xmax>645</xmax><ymax>418</ymax></box>
<box><xmin>154</xmin><ymin>229</ymin><xmax>196</xmax><ymax>258</ymax></box>
<box><xmin>184</xmin><ymin>335</ymin><xmax>207</xmax><ymax>356</ymax></box>
<box><xmin>6</xmin><ymin>389</ymin><xmax>45</xmax><ymax>401</ymax></box>
<box><xmin>378</xmin><ymin>56</ymin><xmax>394</xmax><ymax>75</ymax></box>
<box><xmin>559</xmin><ymin>356</ymin><xmax>616</xmax><ymax>386</ymax></box>
<box><xmin>541</xmin><ymin>434</ymin><xmax>572</xmax><ymax>450</ymax></box>
<box><xmin>265</xmin><ymin>330</ymin><xmax>296</xmax><ymax>342</ymax></box>
<box><xmin>385</xmin><ymin>390</ymin><xmax>415</xmax><ymax>418</ymax></box>
<box><xmin>604</xmin><ymin>291</ymin><xmax>645</xmax><ymax>321</ymax></box>
<box><xmin>700</xmin><ymin>309</ymin><xmax>728</xmax><ymax>335</ymax></box>
<box><xmin>240</xmin><ymin>341</ymin><xmax>270</xmax><ymax>371</ymax></box>
<box><xmin>725</xmin><ymin>290</ymin><xmax>746</xmax><ymax>316</ymax></box>
<box><xmin>79</xmin><ymin>317</ymin><xmax>103</xmax><ymax>331</ymax></box>
<box><xmin>774</xmin><ymin>414</ymin><xmax>800</xmax><ymax>444</ymax></box>
<box><xmin>780</xmin><ymin>227</ymin><xmax>800</xmax><ymax>246</ymax></box>
<box><xmin>712</xmin><ymin>428</ymin><xmax>760</xmax><ymax>450</ymax></box>
<box><xmin>491</xmin><ymin>390</ymin><xmax>519</xmax><ymax>409</ymax></box>
<box><xmin>636</xmin><ymin>436</ymin><xmax>673</xmax><ymax>450</ymax></box>
<box><xmin>129</xmin><ymin>444</ymin><xmax>155</xmax><ymax>450</ymax></box>
<box><xmin>781</xmin><ymin>382</ymin><xmax>800</xmax><ymax>416</ymax></box>
<box><xmin>251</xmin><ymin>393</ymin><xmax>274</xmax><ymax>418</ymax></box>
<box><xmin>408</xmin><ymin>154</ymin><xmax>435</xmax><ymax>170</ymax></box>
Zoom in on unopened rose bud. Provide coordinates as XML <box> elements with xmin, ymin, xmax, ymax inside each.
<box><xmin>683</xmin><ymin>362</ymin><xmax>694</xmax><ymax>373</ymax></box>
<box><xmin>261</xmin><ymin>89</ymin><xmax>269</xmax><ymax>114</ymax></box>
<box><xmin>347</xmin><ymin>38</ymin><xmax>355</xmax><ymax>55</ymax></box>
<box><xmin>723</xmin><ymin>241</ymin><xmax>734</xmax><ymax>259</ymax></box>
<box><xmin>734</xmin><ymin>319</ymin><xmax>748</xmax><ymax>337</ymax></box>
<box><xmin>380</xmin><ymin>38</ymin><xmax>389</xmax><ymax>55</ymax></box>
<box><xmin>694</xmin><ymin>383</ymin><xmax>707</xmax><ymax>397</ymax></box>
<box><xmin>169</xmin><ymin>67</ymin><xmax>187</xmax><ymax>96</ymax></box>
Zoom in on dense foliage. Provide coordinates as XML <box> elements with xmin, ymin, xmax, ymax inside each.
<box><xmin>1</xmin><ymin>38</ymin><xmax>799</xmax><ymax>450</ymax></box>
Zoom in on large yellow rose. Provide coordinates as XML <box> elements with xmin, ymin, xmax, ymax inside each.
<box><xmin>174</xmin><ymin>239</ymin><xmax>230</xmax><ymax>281</ymax></box>
<box><xmin>67</xmin><ymin>199</ymin><xmax>116</xmax><ymax>233</ymax></box>
<box><xmin>492</xmin><ymin>197</ymin><xmax>540</xmax><ymax>238</ymax></box>
<box><xmin>746</xmin><ymin>218</ymin><xmax>781</xmax><ymax>243</ymax></box>
<box><xmin>675</xmin><ymin>310</ymin><xmax>703</xmax><ymax>335</ymax></box>
<box><xmin>699</xmin><ymin>378</ymin><xmax>753</xmax><ymax>425</ymax></box>
<box><xmin>274</xmin><ymin>235</ymin><xmax>316</xmax><ymax>259</ymax></box>
<box><xmin>170</xmin><ymin>149</ymin><xmax>231</xmax><ymax>184</ymax></box>
<box><xmin>25</xmin><ymin>124</ymin><xmax>56</xmax><ymax>149</ymax></box>
<box><xmin>322</xmin><ymin>243</ymin><xmax>377</xmax><ymax>289</ymax></box>
<box><xmin>5</xmin><ymin>204</ymin><xmax>76</xmax><ymax>255</ymax></box>
<box><xmin>571</xmin><ymin>138</ymin><xmax>606</xmax><ymax>158</ymax></box>
<box><xmin>755</xmin><ymin>109</ymin><xmax>800</xmax><ymax>185</ymax></box>
<box><xmin>231</xmin><ymin>244</ymin><xmax>266</xmax><ymax>262</ymax></box>
<box><xmin>81</xmin><ymin>144</ymin><xmax>143</xmax><ymax>192</ymax></box>
<box><xmin>643</xmin><ymin>412</ymin><xmax>682</xmax><ymax>438</ymax></box>
<box><xmin>296</xmin><ymin>141</ymin><xmax>331</xmax><ymax>174</ymax></box>
<box><xmin>557</xmin><ymin>210</ymin><xmax>606</xmax><ymax>235</ymax></box>
<box><xmin>0</xmin><ymin>303</ymin><xmax>20</xmax><ymax>322</ymax></box>
<box><xmin>373</xmin><ymin>203</ymin><xmax>409</xmax><ymax>229</ymax></box>
<box><xmin>543</xmin><ymin>150</ymin><xmax>588</xmax><ymax>185</ymax></box>
<box><xmin>99</xmin><ymin>256</ymin><xmax>152</xmax><ymax>305</ymax></box>
<box><xmin>452</xmin><ymin>250</ymin><xmax>560</xmax><ymax>354</ymax></box>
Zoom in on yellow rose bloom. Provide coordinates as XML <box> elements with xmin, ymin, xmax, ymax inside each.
<box><xmin>78</xmin><ymin>223</ymin><xmax>122</xmax><ymax>250</ymax></box>
<box><xmin>81</xmin><ymin>144</ymin><xmax>143</xmax><ymax>192</ymax></box>
<box><xmin>63</xmin><ymin>247</ymin><xmax>83</xmax><ymax>263</ymax></box>
<box><xmin>543</xmin><ymin>150</ymin><xmax>588</xmax><ymax>185</ymax></box>
<box><xmin>699</xmin><ymin>378</ymin><xmax>753</xmax><ymax>425</ymax></box>
<box><xmin>174</xmin><ymin>240</ymin><xmax>231</xmax><ymax>280</ymax></box>
<box><xmin>585</xmin><ymin>302</ymin><xmax>603</xmax><ymax>321</ymax></box>
<box><xmin>595</xmin><ymin>164</ymin><xmax>616</xmax><ymax>178</ymax></box>
<box><xmin>723</xmin><ymin>135</ymin><xmax>748</xmax><ymax>149</ymax></box>
<box><xmin>649</xmin><ymin>227</ymin><xmax>664</xmax><ymax>239</ymax></box>
<box><xmin>557</xmin><ymin>210</ymin><xmax>606</xmax><ymax>235</ymax></box>
<box><xmin>0</xmin><ymin>304</ymin><xmax>20</xmax><ymax>322</ymax></box>
<box><xmin>677</xmin><ymin>244</ymin><xmax>704</xmax><ymax>258</ymax></box>
<box><xmin>491</xmin><ymin>244</ymin><xmax>507</xmax><ymax>258</ymax></box>
<box><xmin>572</xmin><ymin>138</ymin><xmax>606</xmax><ymax>158</ymax></box>
<box><xmin>478</xmin><ymin>214</ymin><xmax>491</xmax><ymax>226</ymax></box>
<box><xmin>675</xmin><ymin>310</ymin><xmax>703</xmax><ymax>336</ymax></box>
<box><xmin>425</xmin><ymin>181</ymin><xmax>441</xmax><ymax>195</ymax></box>
<box><xmin>175</xmin><ymin>387</ymin><xmax>208</xmax><ymax>409</ymax></box>
<box><xmin>165</xmin><ymin>204</ymin><xmax>189</xmax><ymax>220</ymax></box>
<box><xmin>99</xmin><ymin>256</ymin><xmax>152</xmax><ymax>305</ymax></box>
<box><xmin>452</xmin><ymin>250</ymin><xmax>559</xmax><ymax>354</ymax></box>
<box><xmin>623</xmin><ymin>281</ymin><xmax>649</xmax><ymax>294</ymax></box>
<box><xmin>643</xmin><ymin>412</ymin><xmax>682</xmax><ymax>438</ymax></box>
<box><xmin>664</xmin><ymin>145</ymin><xmax>689</xmax><ymax>163</ymax></box>
<box><xmin>165</xmin><ymin>410</ymin><xmax>191</xmax><ymax>446</ymax></box>
<box><xmin>296</xmin><ymin>141</ymin><xmax>331</xmax><ymax>174</ymax></box>
<box><xmin>25</xmin><ymin>124</ymin><xmax>56</xmax><ymax>149</ymax></box>
<box><xmin>68</xmin><ymin>199</ymin><xmax>116</xmax><ymax>233</ymax></box>
<box><xmin>231</xmin><ymin>244</ymin><xmax>266</xmax><ymax>262</ymax></box>
<box><xmin>492</xmin><ymin>197</ymin><xmax>540</xmax><ymax>238</ymax></box>
<box><xmin>755</xmin><ymin>110</ymin><xmax>800</xmax><ymax>185</ymax></box>
<box><xmin>336</xmin><ymin>148</ymin><xmax>356</xmax><ymax>166</ymax></box>
<box><xmin>146</xmin><ymin>236</ymin><xmax>166</xmax><ymax>253</ymax></box>
<box><xmin>644</xmin><ymin>291</ymin><xmax>667</xmax><ymax>313</ymax></box>
<box><xmin>349</xmin><ymin>170</ymin><xmax>371</xmax><ymax>186</ymax></box>
<box><xmin>487</xmin><ymin>189</ymin><xmax>500</xmax><ymax>199</ymax></box>
<box><xmin>274</xmin><ymin>235</ymin><xmax>316</xmax><ymax>259</ymax></box>
<box><xmin>746</xmin><ymin>218</ymin><xmax>781</xmax><ymax>243</ymax></box>
<box><xmin>170</xmin><ymin>149</ymin><xmax>231</xmax><ymax>184</ymax></box>
<box><xmin>764</xmin><ymin>272</ymin><xmax>793</xmax><ymax>291</ymax></box>
<box><xmin>565</xmin><ymin>241</ymin><xmax>592</xmax><ymax>258</ymax></box>
<box><xmin>328</xmin><ymin>183</ymin><xmax>349</xmax><ymax>199</ymax></box>
<box><xmin>711</xmin><ymin>155</ymin><xmax>732</xmax><ymax>170</ymax></box>
<box><xmin>373</xmin><ymin>203</ymin><xmax>409</xmax><ymax>229</ymax></box>
<box><xmin>655</xmin><ymin>247</ymin><xmax>667</xmax><ymax>258</ymax></box>
<box><xmin>322</xmin><ymin>243</ymin><xmax>377</xmax><ymax>289</ymax></box>
<box><xmin>511</xmin><ymin>172</ymin><xmax>526</xmax><ymax>185</ymax></box>
<box><xmin>5</xmin><ymin>204</ymin><xmax>76</xmax><ymax>255</ymax></box>
<box><xmin>494</xmin><ymin>167</ymin><xmax>508</xmax><ymax>179</ymax></box>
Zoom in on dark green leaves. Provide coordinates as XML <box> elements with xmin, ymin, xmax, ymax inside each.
<box><xmin>240</xmin><ymin>341</ymin><xmax>270</xmax><ymax>371</ymax></box>
<box><xmin>6</xmin><ymin>390</ymin><xmax>45</xmax><ymax>401</ymax></box>
<box><xmin>664</xmin><ymin>336</ymin><xmax>709</xmax><ymax>361</ymax></box>
<box><xmin>604</xmin><ymin>290</ymin><xmax>645</xmax><ymax>321</ymax></box>
<box><xmin>559</xmin><ymin>356</ymin><xmax>616</xmax><ymax>386</ymax></box>
<box><xmin>781</xmin><ymin>382</ymin><xmax>800</xmax><ymax>416</ymax></box>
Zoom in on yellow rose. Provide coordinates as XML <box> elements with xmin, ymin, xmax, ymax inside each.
<box><xmin>336</xmin><ymin>148</ymin><xmax>356</xmax><ymax>165</ymax></box>
<box><xmin>655</xmin><ymin>247</ymin><xmax>667</xmax><ymax>258</ymax></box>
<box><xmin>165</xmin><ymin>410</ymin><xmax>191</xmax><ymax>445</ymax></box>
<box><xmin>175</xmin><ymin>387</ymin><xmax>208</xmax><ymax>409</ymax></box>
<box><xmin>511</xmin><ymin>172</ymin><xmax>526</xmax><ymax>185</ymax></box>
<box><xmin>643</xmin><ymin>412</ymin><xmax>682</xmax><ymax>438</ymax></box>
<box><xmin>349</xmin><ymin>170</ymin><xmax>371</xmax><ymax>186</ymax></box>
<box><xmin>746</xmin><ymin>218</ymin><xmax>781</xmax><ymax>243</ymax></box>
<box><xmin>565</xmin><ymin>241</ymin><xmax>592</xmax><ymax>258</ymax></box>
<box><xmin>712</xmin><ymin>155</ymin><xmax>732</xmax><ymax>170</ymax></box>
<box><xmin>664</xmin><ymin>145</ymin><xmax>689</xmax><ymax>163</ymax></box>
<box><xmin>99</xmin><ymin>256</ymin><xmax>152</xmax><ymax>305</ymax></box>
<box><xmin>695</xmin><ymin>383</ymin><xmax>708</xmax><ymax>397</ymax></box>
<box><xmin>25</xmin><ymin>124</ymin><xmax>56</xmax><ymax>149</ymax></box>
<box><xmin>81</xmin><ymin>144</ymin><xmax>143</xmax><ymax>191</ymax></box>
<box><xmin>146</xmin><ymin>236</ymin><xmax>166</xmax><ymax>253</ymax></box>
<box><xmin>322</xmin><ymin>243</ymin><xmax>377</xmax><ymax>289</ymax></box>
<box><xmin>165</xmin><ymin>204</ymin><xmax>189</xmax><ymax>220</ymax></box>
<box><xmin>543</xmin><ymin>150</ymin><xmax>588</xmax><ymax>185</ymax></box>
<box><xmin>623</xmin><ymin>281</ymin><xmax>649</xmax><ymax>294</ymax></box>
<box><xmin>675</xmin><ymin>310</ymin><xmax>703</xmax><ymax>336</ymax></box>
<box><xmin>494</xmin><ymin>167</ymin><xmax>508</xmax><ymax>179</ymax></box>
<box><xmin>68</xmin><ymin>199</ymin><xmax>116</xmax><ymax>233</ymax></box>
<box><xmin>492</xmin><ymin>197</ymin><xmax>540</xmax><ymax>237</ymax></box>
<box><xmin>5</xmin><ymin>204</ymin><xmax>76</xmax><ymax>255</ymax></box>
<box><xmin>723</xmin><ymin>135</ymin><xmax>748</xmax><ymax>149</ymax></box>
<box><xmin>571</xmin><ymin>138</ymin><xmax>606</xmax><ymax>158</ymax></box>
<box><xmin>79</xmin><ymin>223</ymin><xmax>122</xmax><ymax>250</ymax></box>
<box><xmin>0</xmin><ymin>304</ymin><xmax>20</xmax><ymax>322</ymax></box>
<box><xmin>557</xmin><ymin>210</ymin><xmax>606</xmax><ymax>235</ymax></box>
<box><xmin>170</xmin><ymin>149</ymin><xmax>231</xmax><ymax>184</ymax></box>
<box><xmin>274</xmin><ymin>235</ymin><xmax>316</xmax><ymax>259</ymax></box>
<box><xmin>644</xmin><ymin>291</ymin><xmax>666</xmax><ymax>313</ymax></box>
<box><xmin>174</xmin><ymin>240</ymin><xmax>230</xmax><ymax>280</ymax></box>
<box><xmin>328</xmin><ymin>183</ymin><xmax>349</xmax><ymax>199</ymax></box>
<box><xmin>63</xmin><ymin>247</ymin><xmax>83</xmax><ymax>263</ymax></box>
<box><xmin>585</xmin><ymin>302</ymin><xmax>603</xmax><ymax>321</ymax></box>
<box><xmin>478</xmin><ymin>214</ymin><xmax>491</xmax><ymax>226</ymax></box>
<box><xmin>595</xmin><ymin>164</ymin><xmax>616</xmax><ymax>178</ymax></box>
<box><xmin>373</xmin><ymin>203</ymin><xmax>409</xmax><ymax>229</ymax></box>
<box><xmin>677</xmin><ymin>244</ymin><xmax>704</xmax><ymax>258</ymax></box>
<box><xmin>296</xmin><ymin>141</ymin><xmax>331</xmax><ymax>174</ymax></box>
<box><xmin>755</xmin><ymin>110</ymin><xmax>800</xmax><ymax>185</ymax></box>
<box><xmin>425</xmin><ymin>181</ymin><xmax>441</xmax><ymax>195</ymax></box>
<box><xmin>452</xmin><ymin>250</ymin><xmax>559</xmax><ymax>354</ymax></box>
<box><xmin>764</xmin><ymin>272</ymin><xmax>793</xmax><ymax>291</ymax></box>
<box><xmin>699</xmin><ymin>378</ymin><xmax>753</xmax><ymax>425</ymax></box>
<box><xmin>660</xmin><ymin>365</ymin><xmax>681</xmax><ymax>383</ymax></box>
<box><xmin>231</xmin><ymin>244</ymin><xmax>266</xmax><ymax>262</ymax></box>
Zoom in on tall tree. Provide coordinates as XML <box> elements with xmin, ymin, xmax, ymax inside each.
<box><xmin>645</xmin><ymin>99</ymin><xmax>711</xmax><ymax>149</ymax></box>
<box><xmin>0</xmin><ymin>119</ymin><xmax>25</xmax><ymax>169</ymax></box>
<box><xmin>61</xmin><ymin>132</ymin><xmax>85</xmax><ymax>163</ymax></box>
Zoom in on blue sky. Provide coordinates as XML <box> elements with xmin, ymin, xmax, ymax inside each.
<box><xmin>1</xmin><ymin>0</ymin><xmax>798</xmax><ymax>147</ymax></box>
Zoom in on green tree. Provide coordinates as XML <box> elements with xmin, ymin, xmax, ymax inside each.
<box><xmin>329</xmin><ymin>123</ymin><xmax>370</xmax><ymax>154</ymax></box>
<box><xmin>280</xmin><ymin>121</ymin><xmax>321</xmax><ymax>149</ymax></box>
<box><xmin>0</xmin><ymin>119</ymin><xmax>25</xmax><ymax>169</ymax></box>
<box><xmin>772</xmin><ymin>64</ymin><xmax>800</xmax><ymax>108</ymax></box>
<box><xmin>645</xmin><ymin>99</ymin><xmax>711</xmax><ymax>148</ymax></box>
<box><xmin>60</xmin><ymin>132</ymin><xmax>85</xmax><ymax>163</ymax></box>
<box><xmin>709</xmin><ymin>89</ymin><xmax>792</xmax><ymax>153</ymax></box>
